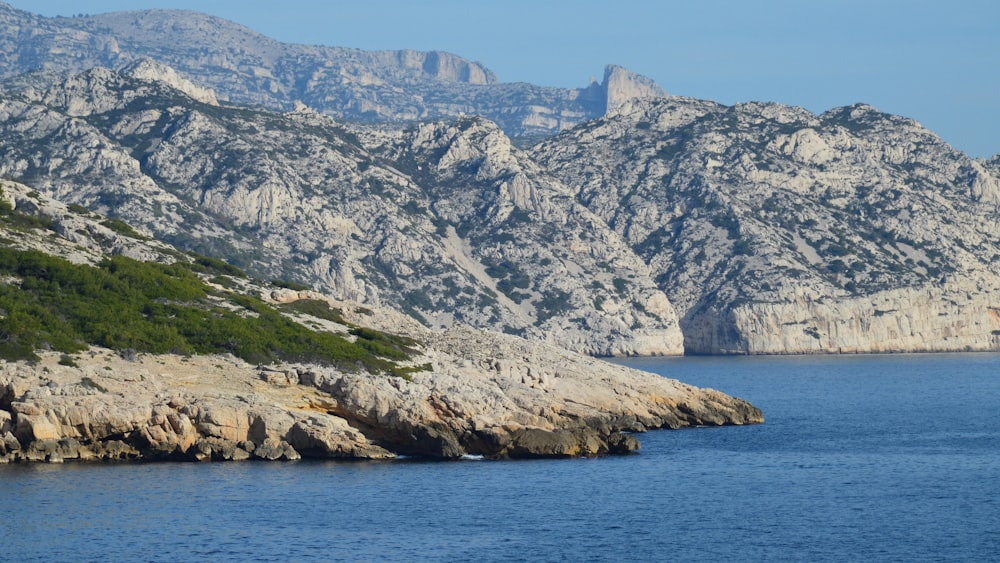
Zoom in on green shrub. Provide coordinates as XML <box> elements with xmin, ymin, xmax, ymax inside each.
<box><xmin>534</xmin><ymin>289</ymin><xmax>573</xmax><ymax>325</ymax></box>
<box><xmin>271</xmin><ymin>278</ymin><xmax>310</xmax><ymax>291</ymax></box>
<box><xmin>732</xmin><ymin>239</ymin><xmax>754</xmax><ymax>256</ymax></box>
<box><xmin>209</xmin><ymin>275</ymin><xmax>237</xmax><ymax>289</ymax></box>
<box><xmin>187</xmin><ymin>253</ymin><xmax>248</xmax><ymax>278</ymax></box>
<box><xmin>100</xmin><ymin>219</ymin><xmax>148</xmax><ymax>240</ymax></box>
<box><xmin>0</xmin><ymin>248</ymin><xmax>417</xmax><ymax>374</ymax></box>
<box><xmin>58</xmin><ymin>354</ymin><xmax>79</xmax><ymax>367</ymax></box>
<box><xmin>349</xmin><ymin>326</ymin><xmax>418</xmax><ymax>360</ymax></box>
<box><xmin>278</xmin><ymin>299</ymin><xmax>347</xmax><ymax>325</ymax></box>
<box><xmin>612</xmin><ymin>277</ymin><xmax>629</xmax><ymax>295</ymax></box>
<box><xmin>80</xmin><ymin>376</ymin><xmax>107</xmax><ymax>392</ymax></box>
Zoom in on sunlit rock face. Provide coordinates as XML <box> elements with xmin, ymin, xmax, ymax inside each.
<box><xmin>533</xmin><ymin>98</ymin><xmax>1000</xmax><ymax>353</ymax></box>
<box><xmin>0</xmin><ymin>67</ymin><xmax>683</xmax><ymax>356</ymax></box>
<box><xmin>0</xmin><ymin>181</ymin><xmax>759</xmax><ymax>464</ymax></box>
<box><xmin>1</xmin><ymin>2</ymin><xmax>997</xmax><ymax>355</ymax></box>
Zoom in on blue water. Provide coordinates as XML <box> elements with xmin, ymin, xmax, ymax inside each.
<box><xmin>1</xmin><ymin>353</ymin><xmax>998</xmax><ymax>562</ymax></box>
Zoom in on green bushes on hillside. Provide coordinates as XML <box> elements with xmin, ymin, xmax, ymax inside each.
<box><xmin>0</xmin><ymin>247</ymin><xmax>416</xmax><ymax>374</ymax></box>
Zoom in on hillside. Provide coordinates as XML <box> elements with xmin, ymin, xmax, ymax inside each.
<box><xmin>0</xmin><ymin>64</ymin><xmax>682</xmax><ymax>356</ymax></box>
<box><xmin>0</xmin><ymin>179</ymin><xmax>762</xmax><ymax>463</ymax></box>
<box><xmin>533</xmin><ymin>98</ymin><xmax>1000</xmax><ymax>353</ymax></box>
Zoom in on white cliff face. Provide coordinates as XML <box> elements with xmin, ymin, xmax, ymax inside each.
<box><xmin>602</xmin><ymin>64</ymin><xmax>667</xmax><ymax>112</ymax></box>
<box><xmin>534</xmin><ymin>98</ymin><xmax>1000</xmax><ymax>354</ymax></box>
<box><xmin>0</xmin><ymin>68</ymin><xmax>684</xmax><ymax>356</ymax></box>
<box><xmin>691</xmin><ymin>281</ymin><xmax>1000</xmax><ymax>354</ymax></box>
<box><xmin>121</xmin><ymin>58</ymin><xmax>218</xmax><ymax>105</ymax></box>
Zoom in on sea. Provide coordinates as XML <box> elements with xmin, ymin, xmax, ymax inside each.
<box><xmin>1</xmin><ymin>353</ymin><xmax>997</xmax><ymax>562</ymax></box>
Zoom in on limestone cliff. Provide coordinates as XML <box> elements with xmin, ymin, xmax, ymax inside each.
<box><xmin>602</xmin><ymin>64</ymin><xmax>667</xmax><ymax>112</ymax></box>
<box><xmin>533</xmin><ymin>98</ymin><xmax>1000</xmax><ymax>353</ymax></box>
<box><xmin>2</xmin><ymin>2</ymin><xmax>998</xmax><ymax>356</ymax></box>
<box><xmin>0</xmin><ymin>67</ymin><xmax>683</xmax><ymax>356</ymax></box>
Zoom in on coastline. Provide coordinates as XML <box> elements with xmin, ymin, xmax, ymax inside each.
<box><xmin>0</xmin><ymin>325</ymin><xmax>763</xmax><ymax>464</ymax></box>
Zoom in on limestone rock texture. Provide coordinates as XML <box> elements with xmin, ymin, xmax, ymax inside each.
<box><xmin>602</xmin><ymin>64</ymin><xmax>666</xmax><ymax>112</ymax></box>
<box><xmin>0</xmin><ymin>68</ymin><xmax>683</xmax><ymax>356</ymax></box>
<box><xmin>0</xmin><ymin>324</ymin><xmax>760</xmax><ymax>464</ymax></box>
<box><xmin>0</xmin><ymin>181</ymin><xmax>759</xmax><ymax>463</ymax></box>
<box><xmin>533</xmin><ymin>98</ymin><xmax>1000</xmax><ymax>353</ymax></box>
<box><xmin>0</xmin><ymin>3</ymin><xmax>663</xmax><ymax>137</ymax></box>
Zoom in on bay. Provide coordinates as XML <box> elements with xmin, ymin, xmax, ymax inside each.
<box><xmin>1</xmin><ymin>353</ymin><xmax>997</xmax><ymax>562</ymax></box>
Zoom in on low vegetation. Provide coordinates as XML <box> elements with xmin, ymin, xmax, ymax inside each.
<box><xmin>0</xmin><ymin>246</ymin><xmax>417</xmax><ymax>375</ymax></box>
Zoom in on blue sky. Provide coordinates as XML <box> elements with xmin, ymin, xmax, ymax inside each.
<box><xmin>13</xmin><ymin>0</ymin><xmax>999</xmax><ymax>157</ymax></box>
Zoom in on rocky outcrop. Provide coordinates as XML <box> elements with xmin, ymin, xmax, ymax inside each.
<box><xmin>0</xmin><ymin>3</ymin><xmax>664</xmax><ymax>137</ymax></box>
<box><xmin>121</xmin><ymin>58</ymin><xmax>218</xmax><ymax>105</ymax></box>
<box><xmin>0</xmin><ymin>188</ymin><xmax>759</xmax><ymax>463</ymax></box>
<box><xmin>0</xmin><ymin>179</ymin><xmax>180</xmax><ymax>266</ymax></box>
<box><xmin>0</xmin><ymin>326</ymin><xmax>761</xmax><ymax>464</ymax></box>
<box><xmin>0</xmin><ymin>352</ymin><xmax>393</xmax><ymax>463</ymax></box>
<box><xmin>534</xmin><ymin>98</ymin><xmax>1000</xmax><ymax>354</ymax></box>
<box><xmin>602</xmin><ymin>64</ymin><xmax>667</xmax><ymax>112</ymax></box>
<box><xmin>302</xmin><ymin>323</ymin><xmax>758</xmax><ymax>459</ymax></box>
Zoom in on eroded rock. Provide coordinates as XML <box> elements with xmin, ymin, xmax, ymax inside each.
<box><xmin>0</xmin><ymin>319</ymin><xmax>760</xmax><ymax>464</ymax></box>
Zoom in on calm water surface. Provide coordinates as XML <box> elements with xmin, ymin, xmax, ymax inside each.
<box><xmin>2</xmin><ymin>353</ymin><xmax>998</xmax><ymax>562</ymax></box>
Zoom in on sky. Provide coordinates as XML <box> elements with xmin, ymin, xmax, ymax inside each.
<box><xmin>13</xmin><ymin>0</ymin><xmax>1000</xmax><ymax>157</ymax></box>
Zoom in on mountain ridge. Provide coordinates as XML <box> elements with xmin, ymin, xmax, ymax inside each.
<box><xmin>533</xmin><ymin>97</ymin><xmax>1000</xmax><ymax>353</ymax></box>
<box><xmin>0</xmin><ymin>3</ymin><xmax>997</xmax><ymax>356</ymax></box>
<box><xmin>0</xmin><ymin>1</ymin><xmax>663</xmax><ymax>137</ymax></box>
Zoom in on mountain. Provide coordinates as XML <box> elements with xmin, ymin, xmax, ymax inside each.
<box><xmin>0</xmin><ymin>178</ymin><xmax>761</xmax><ymax>463</ymax></box>
<box><xmin>532</xmin><ymin>98</ymin><xmax>1000</xmax><ymax>353</ymax></box>
<box><xmin>0</xmin><ymin>2</ymin><xmax>664</xmax><ymax>137</ymax></box>
<box><xmin>0</xmin><ymin>65</ymin><xmax>683</xmax><ymax>356</ymax></box>
<box><xmin>0</xmin><ymin>2</ymin><xmax>997</xmax><ymax>356</ymax></box>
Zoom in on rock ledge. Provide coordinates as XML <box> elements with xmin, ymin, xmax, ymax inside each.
<box><xmin>0</xmin><ymin>323</ymin><xmax>761</xmax><ymax>463</ymax></box>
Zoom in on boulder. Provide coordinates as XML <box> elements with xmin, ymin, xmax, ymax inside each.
<box><xmin>285</xmin><ymin>416</ymin><xmax>394</xmax><ymax>460</ymax></box>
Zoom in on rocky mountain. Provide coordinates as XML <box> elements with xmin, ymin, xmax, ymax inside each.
<box><xmin>0</xmin><ymin>178</ymin><xmax>761</xmax><ymax>463</ymax></box>
<box><xmin>533</xmin><ymin>98</ymin><xmax>1000</xmax><ymax>353</ymax></box>
<box><xmin>1</xmin><ymin>2</ymin><xmax>997</xmax><ymax>356</ymax></box>
<box><xmin>0</xmin><ymin>65</ymin><xmax>683</xmax><ymax>356</ymax></box>
<box><xmin>0</xmin><ymin>2</ymin><xmax>665</xmax><ymax>137</ymax></box>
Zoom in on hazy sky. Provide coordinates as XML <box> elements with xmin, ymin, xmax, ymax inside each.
<box><xmin>13</xmin><ymin>0</ymin><xmax>999</xmax><ymax>157</ymax></box>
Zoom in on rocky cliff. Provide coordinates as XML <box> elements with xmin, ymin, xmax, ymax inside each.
<box><xmin>0</xmin><ymin>2</ymin><xmax>664</xmax><ymax>137</ymax></box>
<box><xmin>0</xmin><ymin>332</ymin><xmax>762</xmax><ymax>463</ymax></box>
<box><xmin>533</xmin><ymin>98</ymin><xmax>1000</xmax><ymax>353</ymax></box>
<box><xmin>0</xmin><ymin>66</ymin><xmax>684</xmax><ymax>356</ymax></box>
<box><xmin>0</xmin><ymin>180</ymin><xmax>761</xmax><ymax>463</ymax></box>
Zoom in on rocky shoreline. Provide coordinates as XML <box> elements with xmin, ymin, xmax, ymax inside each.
<box><xmin>0</xmin><ymin>321</ymin><xmax>762</xmax><ymax>464</ymax></box>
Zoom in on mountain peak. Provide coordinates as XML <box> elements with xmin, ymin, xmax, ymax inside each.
<box><xmin>121</xmin><ymin>58</ymin><xmax>218</xmax><ymax>105</ymax></box>
<box><xmin>601</xmin><ymin>64</ymin><xmax>667</xmax><ymax>112</ymax></box>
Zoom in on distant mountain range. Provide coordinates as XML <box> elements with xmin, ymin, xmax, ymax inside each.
<box><xmin>0</xmin><ymin>1</ymin><xmax>997</xmax><ymax>354</ymax></box>
<box><xmin>0</xmin><ymin>2</ymin><xmax>664</xmax><ymax>138</ymax></box>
